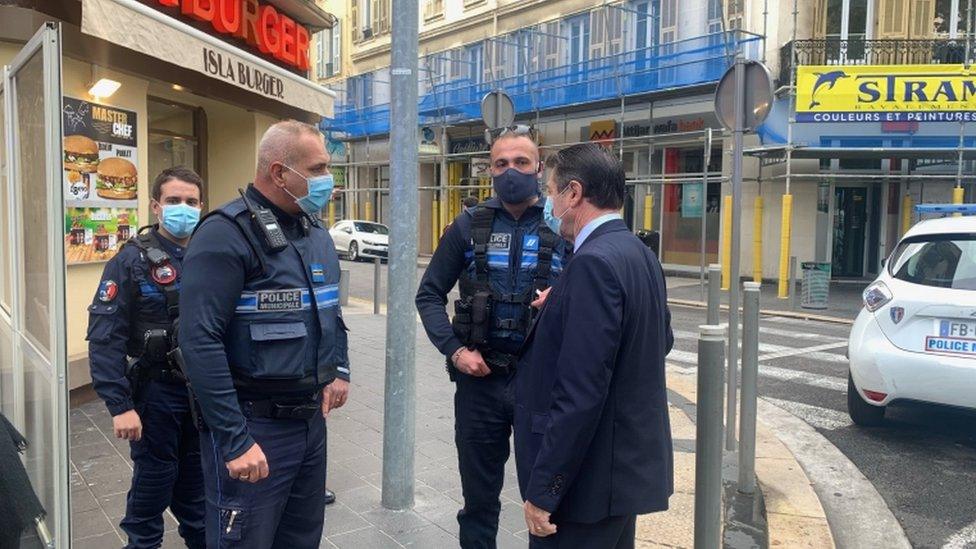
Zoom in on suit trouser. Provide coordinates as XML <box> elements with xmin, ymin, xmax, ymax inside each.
<box><xmin>199</xmin><ymin>410</ymin><xmax>327</xmax><ymax>549</ymax></box>
<box><xmin>528</xmin><ymin>514</ymin><xmax>637</xmax><ymax>549</ymax></box>
<box><xmin>453</xmin><ymin>370</ymin><xmax>515</xmax><ymax>549</ymax></box>
<box><xmin>122</xmin><ymin>379</ymin><xmax>206</xmax><ymax>549</ymax></box>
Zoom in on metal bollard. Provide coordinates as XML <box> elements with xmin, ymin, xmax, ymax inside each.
<box><xmin>707</xmin><ymin>264</ymin><xmax>721</xmax><ymax>325</ymax></box>
<box><xmin>738</xmin><ymin>282</ymin><xmax>761</xmax><ymax>495</ymax></box>
<box><xmin>374</xmin><ymin>257</ymin><xmax>382</xmax><ymax>315</ymax></box>
<box><xmin>788</xmin><ymin>256</ymin><xmax>798</xmax><ymax>310</ymax></box>
<box><xmin>694</xmin><ymin>324</ymin><xmax>726</xmax><ymax>549</ymax></box>
<box><xmin>339</xmin><ymin>269</ymin><xmax>350</xmax><ymax>307</ymax></box>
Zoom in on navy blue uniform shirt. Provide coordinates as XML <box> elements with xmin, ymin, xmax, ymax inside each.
<box><xmin>86</xmin><ymin>228</ymin><xmax>185</xmax><ymax>416</ymax></box>
<box><xmin>179</xmin><ymin>187</ymin><xmax>350</xmax><ymax>462</ymax></box>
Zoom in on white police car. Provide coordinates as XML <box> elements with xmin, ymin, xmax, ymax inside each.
<box><xmin>848</xmin><ymin>209</ymin><xmax>976</xmax><ymax>426</ymax></box>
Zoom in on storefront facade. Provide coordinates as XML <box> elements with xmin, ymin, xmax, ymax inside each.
<box><xmin>0</xmin><ymin>0</ymin><xmax>333</xmax><ymax>542</ymax></box>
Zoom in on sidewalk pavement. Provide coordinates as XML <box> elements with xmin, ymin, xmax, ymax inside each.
<box><xmin>68</xmin><ymin>301</ymin><xmax>833</xmax><ymax>548</ymax></box>
<box><xmin>664</xmin><ymin>276</ymin><xmax>867</xmax><ymax>323</ymax></box>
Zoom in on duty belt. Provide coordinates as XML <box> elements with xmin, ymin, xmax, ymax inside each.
<box><xmin>242</xmin><ymin>394</ymin><xmax>321</xmax><ymax>420</ymax></box>
<box><xmin>144</xmin><ymin>366</ymin><xmax>186</xmax><ymax>385</ymax></box>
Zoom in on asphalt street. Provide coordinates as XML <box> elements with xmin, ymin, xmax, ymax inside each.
<box><xmin>340</xmin><ymin>257</ymin><xmax>976</xmax><ymax>549</ymax></box>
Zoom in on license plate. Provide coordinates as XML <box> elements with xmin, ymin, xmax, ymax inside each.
<box><xmin>936</xmin><ymin>320</ymin><xmax>976</xmax><ymax>338</ymax></box>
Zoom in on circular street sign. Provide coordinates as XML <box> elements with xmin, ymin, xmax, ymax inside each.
<box><xmin>714</xmin><ymin>61</ymin><xmax>774</xmax><ymax>132</ymax></box>
<box><xmin>480</xmin><ymin>90</ymin><xmax>515</xmax><ymax>130</ymax></box>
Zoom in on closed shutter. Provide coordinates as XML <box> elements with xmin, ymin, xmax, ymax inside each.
<box><xmin>878</xmin><ymin>0</ymin><xmax>910</xmax><ymax>38</ymax></box>
<box><xmin>909</xmin><ymin>0</ymin><xmax>935</xmax><ymax>38</ymax></box>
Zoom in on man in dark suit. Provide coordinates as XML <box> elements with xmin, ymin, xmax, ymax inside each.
<box><xmin>514</xmin><ymin>143</ymin><xmax>674</xmax><ymax>548</ymax></box>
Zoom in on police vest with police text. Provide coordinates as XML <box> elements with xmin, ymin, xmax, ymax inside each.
<box><xmin>457</xmin><ymin>205</ymin><xmax>561</xmax><ymax>345</ymax></box>
<box><xmin>210</xmin><ymin>199</ymin><xmax>346</xmax><ymax>395</ymax></box>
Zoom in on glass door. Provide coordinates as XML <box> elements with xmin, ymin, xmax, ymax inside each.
<box><xmin>1</xmin><ymin>22</ymin><xmax>70</xmax><ymax>546</ymax></box>
<box><xmin>832</xmin><ymin>187</ymin><xmax>868</xmax><ymax>277</ymax></box>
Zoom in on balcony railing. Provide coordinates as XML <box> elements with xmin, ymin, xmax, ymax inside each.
<box><xmin>324</xmin><ymin>30</ymin><xmax>763</xmax><ymax>139</ymax></box>
<box><xmin>779</xmin><ymin>38</ymin><xmax>976</xmax><ymax>85</ymax></box>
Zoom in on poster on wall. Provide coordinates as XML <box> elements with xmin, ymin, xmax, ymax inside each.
<box><xmin>64</xmin><ymin>207</ymin><xmax>138</xmax><ymax>264</ymax></box>
<box><xmin>62</xmin><ymin>96</ymin><xmax>139</xmax><ymax>264</ymax></box>
<box><xmin>681</xmin><ymin>183</ymin><xmax>704</xmax><ymax>218</ymax></box>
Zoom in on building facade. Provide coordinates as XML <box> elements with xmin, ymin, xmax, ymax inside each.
<box><xmin>321</xmin><ymin>0</ymin><xmax>764</xmax><ymax>262</ymax></box>
<box><xmin>747</xmin><ymin>0</ymin><xmax>974</xmax><ymax>288</ymax></box>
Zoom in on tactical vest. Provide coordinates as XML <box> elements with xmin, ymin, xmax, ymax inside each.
<box><xmin>123</xmin><ymin>228</ymin><xmax>181</xmax><ymax>364</ymax></box>
<box><xmin>209</xmin><ymin>198</ymin><xmax>344</xmax><ymax>395</ymax></box>
<box><xmin>455</xmin><ymin>205</ymin><xmax>561</xmax><ymax>349</ymax></box>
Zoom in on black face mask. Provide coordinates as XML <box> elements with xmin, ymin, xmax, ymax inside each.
<box><xmin>492</xmin><ymin>168</ymin><xmax>539</xmax><ymax>205</ymax></box>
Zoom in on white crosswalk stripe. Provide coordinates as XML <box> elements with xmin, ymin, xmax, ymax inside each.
<box><xmin>666</xmin><ymin>360</ymin><xmax>847</xmax><ymax>392</ymax></box>
<box><xmin>671</xmin><ymin>330</ymin><xmax>848</xmax><ymax>364</ymax></box>
<box><xmin>762</xmin><ymin>397</ymin><xmax>852</xmax><ymax>430</ymax></box>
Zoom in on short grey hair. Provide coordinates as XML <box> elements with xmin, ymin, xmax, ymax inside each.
<box><xmin>257</xmin><ymin>120</ymin><xmax>324</xmax><ymax>175</ymax></box>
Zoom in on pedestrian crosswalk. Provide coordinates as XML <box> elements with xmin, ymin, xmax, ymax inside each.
<box><xmin>666</xmin><ymin>316</ymin><xmax>854</xmax><ymax>431</ymax></box>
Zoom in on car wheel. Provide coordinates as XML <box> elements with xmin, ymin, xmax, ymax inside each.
<box><xmin>348</xmin><ymin>241</ymin><xmax>359</xmax><ymax>262</ymax></box>
<box><xmin>847</xmin><ymin>373</ymin><xmax>885</xmax><ymax>427</ymax></box>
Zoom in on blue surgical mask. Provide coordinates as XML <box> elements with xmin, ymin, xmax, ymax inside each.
<box><xmin>284</xmin><ymin>165</ymin><xmax>334</xmax><ymax>216</ymax></box>
<box><xmin>543</xmin><ymin>187</ymin><xmax>571</xmax><ymax>235</ymax></box>
<box><xmin>160</xmin><ymin>203</ymin><xmax>200</xmax><ymax>239</ymax></box>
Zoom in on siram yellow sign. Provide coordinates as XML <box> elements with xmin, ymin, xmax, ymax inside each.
<box><xmin>796</xmin><ymin>64</ymin><xmax>976</xmax><ymax>123</ymax></box>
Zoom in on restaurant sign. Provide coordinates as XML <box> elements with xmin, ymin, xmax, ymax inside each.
<box><xmin>797</xmin><ymin>64</ymin><xmax>976</xmax><ymax>123</ymax></box>
<box><xmin>83</xmin><ymin>0</ymin><xmax>333</xmax><ymax>116</ymax></box>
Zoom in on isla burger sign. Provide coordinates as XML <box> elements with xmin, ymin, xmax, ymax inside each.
<box><xmin>82</xmin><ymin>0</ymin><xmax>334</xmax><ymax>116</ymax></box>
<box><xmin>157</xmin><ymin>0</ymin><xmax>311</xmax><ymax>71</ymax></box>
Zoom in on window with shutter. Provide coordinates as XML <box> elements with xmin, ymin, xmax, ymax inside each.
<box><xmin>332</xmin><ymin>21</ymin><xmax>341</xmax><ymax>76</ymax></box>
<box><xmin>351</xmin><ymin>1</ymin><xmax>359</xmax><ymax>42</ymax></box>
<box><xmin>878</xmin><ymin>0</ymin><xmax>909</xmax><ymax>38</ymax></box>
<box><xmin>910</xmin><ymin>0</ymin><xmax>936</xmax><ymax>37</ymax></box>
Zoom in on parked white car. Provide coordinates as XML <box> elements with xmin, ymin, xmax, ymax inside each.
<box><xmin>848</xmin><ymin>214</ymin><xmax>976</xmax><ymax>426</ymax></box>
<box><xmin>329</xmin><ymin>220</ymin><xmax>389</xmax><ymax>261</ymax></box>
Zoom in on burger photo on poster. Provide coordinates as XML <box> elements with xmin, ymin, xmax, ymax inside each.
<box><xmin>96</xmin><ymin>157</ymin><xmax>137</xmax><ymax>200</ymax></box>
<box><xmin>63</xmin><ymin>135</ymin><xmax>99</xmax><ymax>173</ymax></box>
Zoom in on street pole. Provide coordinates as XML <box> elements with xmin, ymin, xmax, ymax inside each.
<box><xmin>726</xmin><ymin>56</ymin><xmax>745</xmax><ymax>451</ymax></box>
<box><xmin>694</xmin><ymin>324</ymin><xmax>726</xmax><ymax>549</ymax></box>
<box><xmin>738</xmin><ymin>282</ymin><xmax>761</xmax><ymax>495</ymax></box>
<box><xmin>382</xmin><ymin>0</ymin><xmax>418</xmax><ymax>511</ymax></box>
<box><xmin>707</xmin><ymin>264</ymin><xmax>721</xmax><ymax>325</ymax></box>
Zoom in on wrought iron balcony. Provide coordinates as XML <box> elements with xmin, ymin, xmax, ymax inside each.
<box><xmin>779</xmin><ymin>38</ymin><xmax>975</xmax><ymax>85</ymax></box>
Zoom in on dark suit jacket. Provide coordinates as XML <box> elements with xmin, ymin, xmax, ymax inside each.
<box><xmin>514</xmin><ymin>218</ymin><xmax>674</xmax><ymax>523</ymax></box>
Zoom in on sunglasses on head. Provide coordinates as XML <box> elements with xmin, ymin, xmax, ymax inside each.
<box><xmin>484</xmin><ymin>124</ymin><xmax>534</xmax><ymax>144</ymax></box>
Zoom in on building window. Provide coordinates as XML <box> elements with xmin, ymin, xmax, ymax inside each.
<box><xmin>423</xmin><ymin>0</ymin><xmax>444</xmax><ymax>21</ymax></box>
<box><xmin>315</xmin><ymin>23</ymin><xmax>341</xmax><ymax>79</ymax></box>
<box><xmin>147</xmin><ymin>97</ymin><xmax>206</xmax><ymax>210</ymax></box>
<box><xmin>725</xmin><ymin>0</ymin><xmax>744</xmax><ymax>30</ymax></box>
<box><xmin>353</xmin><ymin>0</ymin><xmax>389</xmax><ymax>41</ymax></box>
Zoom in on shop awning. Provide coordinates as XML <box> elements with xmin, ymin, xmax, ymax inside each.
<box><xmin>746</xmin><ymin>145</ymin><xmax>976</xmax><ymax>161</ymax></box>
<box><xmin>81</xmin><ymin>0</ymin><xmax>335</xmax><ymax>117</ymax></box>
<box><xmin>264</xmin><ymin>0</ymin><xmax>335</xmax><ymax>32</ymax></box>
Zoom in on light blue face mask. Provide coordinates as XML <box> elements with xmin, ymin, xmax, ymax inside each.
<box><xmin>543</xmin><ymin>186</ymin><xmax>571</xmax><ymax>235</ymax></box>
<box><xmin>284</xmin><ymin>164</ymin><xmax>334</xmax><ymax>216</ymax></box>
<box><xmin>160</xmin><ymin>203</ymin><xmax>201</xmax><ymax>239</ymax></box>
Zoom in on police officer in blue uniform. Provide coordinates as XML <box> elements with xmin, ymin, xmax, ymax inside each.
<box><xmin>178</xmin><ymin>120</ymin><xmax>349</xmax><ymax>548</ymax></box>
<box><xmin>416</xmin><ymin>127</ymin><xmax>568</xmax><ymax>548</ymax></box>
<box><xmin>86</xmin><ymin>166</ymin><xmax>206</xmax><ymax>549</ymax></box>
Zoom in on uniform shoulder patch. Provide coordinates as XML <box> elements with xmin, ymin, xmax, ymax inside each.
<box><xmin>97</xmin><ymin>280</ymin><xmax>119</xmax><ymax>302</ymax></box>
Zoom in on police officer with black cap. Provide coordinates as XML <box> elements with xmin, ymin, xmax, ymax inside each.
<box><xmin>416</xmin><ymin>126</ymin><xmax>569</xmax><ymax>548</ymax></box>
<box><xmin>86</xmin><ymin>166</ymin><xmax>206</xmax><ymax>549</ymax></box>
<box><xmin>178</xmin><ymin>120</ymin><xmax>349</xmax><ymax>548</ymax></box>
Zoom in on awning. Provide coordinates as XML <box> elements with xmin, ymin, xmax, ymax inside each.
<box><xmin>82</xmin><ymin>0</ymin><xmax>335</xmax><ymax>117</ymax></box>
<box><xmin>264</xmin><ymin>0</ymin><xmax>335</xmax><ymax>32</ymax></box>
<box><xmin>746</xmin><ymin>145</ymin><xmax>976</xmax><ymax>160</ymax></box>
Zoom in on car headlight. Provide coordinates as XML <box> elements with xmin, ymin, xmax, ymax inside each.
<box><xmin>863</xmin><ymin>281</ymin><xmax>892</xmax><ymax>312</ymax></box>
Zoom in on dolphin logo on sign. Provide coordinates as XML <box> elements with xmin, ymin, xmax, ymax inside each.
<box><xmin>809</xmin><ymin>70</ymin><xmax>849</xmax><ymax>109</ymax></box>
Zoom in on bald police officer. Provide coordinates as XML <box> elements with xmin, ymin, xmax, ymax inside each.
<box><xmin>179</xmin><ymin>120</ymin><xmax>349</xmax><ymax>548</ymax></box>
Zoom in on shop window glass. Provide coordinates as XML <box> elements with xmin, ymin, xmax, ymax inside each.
<box><xmin>0</xmin><ymin>85</ymin><xmax>10</xmax><ymax>314</ymax></box>
<box><xmin>148</xmin><ymin>97</ymin><xmax>202</xmax><ymax>218</ymax></box>
<box><xmin>658</xmin><ymin>147</ymin><xmax>721</xmax><ymax>267</ymax></box>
